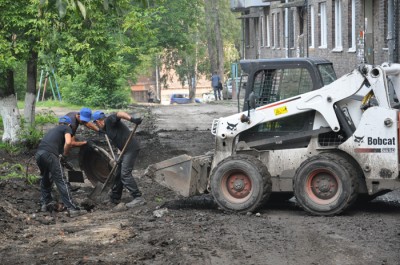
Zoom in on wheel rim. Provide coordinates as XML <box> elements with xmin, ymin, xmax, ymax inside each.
<box><xmin>306</xmin><ymin>169</ymin><xmax>341</xmax><ymax>205</ymax></box>
<box><xmin>221</xmin><ymin>171</ymin><xmax>252</xmax><ymax>203</ymax></box>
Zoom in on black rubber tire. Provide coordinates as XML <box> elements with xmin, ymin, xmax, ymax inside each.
<box><xmin>293</xmin><ymin>152</ymin><xmax>359</xmax><ymax>216</ymax></box>
<box><xmin>210</xmin><ymin>154</ymin><xmax>272</xmax><ymax>213</ymax></box>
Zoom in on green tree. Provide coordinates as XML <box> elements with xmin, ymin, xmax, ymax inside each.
<box><xmin>50</xmin><ymin>1</ymin><xmax>162</xmax><ymax>108</ymax></box>
<box><xmin>0</xmin><ymin>0</ymin><xmax>35</xmax><ymax>143</ymax></box>
<box><xmin>151</xmin><ymin>0</ymin><xmax>205</xmax><ymax>102</ymax></box>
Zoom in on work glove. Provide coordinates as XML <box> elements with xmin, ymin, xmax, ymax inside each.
<box><xmin>59</xmin><ymin>155</ymin><xmax>74</xmax><ymax>170</ymax></box>
<box><xmin>130</xmin><ymin>117</ymin><xmax>143</xmax><ymax>125</ymax></box>
<box><xmin>98</xmin><ymin>129</ymin><xmax>106</xmax><ymax>136</ymax></box>
<box><xmin>86</xmin><ymin>140</ymin><xmax>96</xmax><ymax>149</ymax></box>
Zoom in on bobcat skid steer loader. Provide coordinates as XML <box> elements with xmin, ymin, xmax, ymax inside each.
<box><xmin>146</xmin><ymin>58</ymin><xmax>400</xmax><ymax>216</ymax></box>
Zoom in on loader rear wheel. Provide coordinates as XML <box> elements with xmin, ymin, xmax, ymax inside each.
<box><xmin>293</xmin><ymin>153</ymin><xmax>359</xmax><ymax>216</ymax></box>
<box><xmin>210</xmin><ymin>155</ymin><xmax>272</xmax><ymax>213</ymax></box>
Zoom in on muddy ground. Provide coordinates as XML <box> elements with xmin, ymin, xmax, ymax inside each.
<box><xmin>1</xmin><ymin>102</ymin><xmax>400</xmax><ymax>265</ymax></box>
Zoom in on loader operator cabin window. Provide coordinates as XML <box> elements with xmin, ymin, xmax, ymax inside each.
<box><xmin>239</xmin><ymin>68</ymin><xmax>314</xmax><ymax>149</ymax></box>
<box><xmin>252</xmin><ymin>68</ymin><xmax>313</xmax><ymax>106</ymax></box>
<box><xmin>318</xmin><ymin>64</ymin><xmax>337</xmax><ymax>85</ymax></box>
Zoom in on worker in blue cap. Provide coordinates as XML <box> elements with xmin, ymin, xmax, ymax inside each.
<box><xmin>92</xmin><ymin>110</ymin><xmax>145</xmax><ymax>208</ymax></box>
<box><xmin>64</xmin><ymin>107</ymin><xmax>99</xmax><ymax>151</ymax></box>
<box><xmin>35</xmin><ymin>116</ymin><xmax>87</xmax><ymax>217</ymax></box>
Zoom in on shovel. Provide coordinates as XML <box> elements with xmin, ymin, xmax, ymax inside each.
<box><xmin>105</xmin><ymin>134</ymin><xmax>116</xmax><ymax>161</ymax></box>
<box><xmin>89</xmin><ymin>124</ymin><xmax>138</xmax><ymax>202</ymax></box>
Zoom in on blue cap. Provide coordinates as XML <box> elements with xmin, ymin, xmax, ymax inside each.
<box><xmin>59</xmin><ymin>115</ymin><xmax>72</xmax><ymax>124</ymax></box>
<box><xmin>92</xmin><ymin>111</ymin><xmax>106</xmax><ymax>122</ymax></box>
<box><xmin>79</xmin><ymin>107</ymin><xmax>92</xmax><ymax>123</ymax></box>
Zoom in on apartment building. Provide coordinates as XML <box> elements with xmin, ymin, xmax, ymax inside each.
<box><xmin>231</xmin><ymin>0</ymin><xmax>399</xmax><ymax>77</ymax></box>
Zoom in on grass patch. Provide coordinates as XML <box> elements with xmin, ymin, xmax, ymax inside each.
<box><xmin>0</xmin><ymin>142</ymin><xmax>23</xmax><ymax>155</ymax></box>
<box><xmin>35</xmin><ymin>110</ymin><xmax>58</xmax><ymax>125</ymax></box>
<box><xmin>0</xmin><ymin>110</ymin><xmax>57</xmax><ymax>151</ymax></box>
<box><xmin>0</xmin><ymin>162</ymin><xmax>39</xmax><ymax>184</ymax></box>
<box><xmin>36</xmin><ymin>100</ymin><xmax>83</xmax><ymax>109</ymax></box>
<box><xmin>17</xmin><ymin>100</ymin><xmax>83</xmax><ymax>109</ymax></box>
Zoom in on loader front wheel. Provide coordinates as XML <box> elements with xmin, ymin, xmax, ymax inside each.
<box><xmin>293</xmin><ymin>153</ymin><xmax>359</xmax><ymax>216</ymax></box>
<box><xmin>210</xmin><ymin>155</ymin><xmax>272</xmax><ymax>213</ymax></box>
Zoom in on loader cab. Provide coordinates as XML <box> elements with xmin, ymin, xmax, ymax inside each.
<box><xmin>238</xmin><ymin>58</ymin><xmax>337</xmax><ymax>150</ymax></box>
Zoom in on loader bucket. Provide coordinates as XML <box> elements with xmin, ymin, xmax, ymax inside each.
<box><xmin>145</xmin><ymin>154</ymin><xmax>212</xmax><ymax>197</ymax></box>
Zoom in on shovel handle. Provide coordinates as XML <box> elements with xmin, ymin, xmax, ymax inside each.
<box><xmin>105</xmin><ymin>134</ymin><xmax>116</xmax><ymax>161</ymax></box>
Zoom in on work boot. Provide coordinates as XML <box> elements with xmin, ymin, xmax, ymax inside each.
<box><xmin>40</xmin><ymin>201</ymin><xmax>55</xmax><ymax>212</ymax></box>
<box><xmin>104</xmin><ymin>197</ymin><xmax>121</xmax><ymax>205</ymax></box>
<box><xmin>40</xmin><ymin>204</ymin><xmax>48</xmax><ymax>212</ymax></box>
<box><xmin>126</xmin><ymin>197</ymin><xmax>146</xmax><ymax>208</ymax></box>
<box><xmin>67</xmin><ymin>208</ymin><xmax>87</xmax><ymax>218</ymax></box>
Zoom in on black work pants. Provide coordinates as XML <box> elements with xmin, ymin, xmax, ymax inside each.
<box><xmin>110</xmin><ymin>149</ymin><xmax>141</xmax><ymax>200</ymax></box>
<box><xmin>35</xmin><ymin>151</ymin><xmax>78</xmax><ymax>209</ymax></box>
<box><xmin>213</xmin><ymin>87</ymin><xmax>221</xmax><ymax>100</ymax></box>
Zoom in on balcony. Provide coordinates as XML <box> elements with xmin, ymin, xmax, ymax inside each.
<box><xmin>230</xmin><ymin>0</ymin><xmax>272</xmax><ymax>12</ymax></box>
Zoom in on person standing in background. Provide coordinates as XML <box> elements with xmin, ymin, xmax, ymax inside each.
<box><xmin>211</xmin><ymin>71</ymin><xmax>221</xmax><ymax>101</ymax></box>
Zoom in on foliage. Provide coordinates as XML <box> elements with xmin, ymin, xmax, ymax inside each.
<box><xmin>38</xmin><ymin>1</ymin><xmax>161</xmax><ymax>108</ymax></box>
<box><xmin>18</xmin><ymin>122</ymin><xmax>44</xmax><ymax>150</ymax></box>
<box><xmin>18</xmin><ymin>110</ymin><xmax>58</xmax><ymax>149</ymax></box>
<box><xmin>26</xmin><ymin>174</ymin><xmax>40</xmax><ymax>185</ymax></box>
<box><xmin>0</xmin><ymin>0</ymin><xmax>241</xmax><ymax>108</ymax></box>
<box><xmin>0</xmin><ymin>142</ymin><xmax>22</xmax><ymax>155</ymax></box>
<box><xmin>0</xmin><ymin>162</ymin><xmax>39</xmax><ymax>184</ymax></box>
<box><xmin>154</xmin><ymin>0</ymin><xmax>206</xmax><ymax>90</ymax></box>
<box><xmin>14</xmin><ymin>61</ymin><xmax>27</xmax><ymax>98</ymax></box>
<box><xmin>218</xmin><ymin>0</ymin><xmax>241</xmax><ymax>76</ymax></box>
<box><xmin>35</xmin><ymin>110</ymin><xmax>58</xmax><ymax>125</ymax></box>
<box><xmin>0</xmin><ymin>111</ymin><xmax>56</xmax><ymax>150</ymax></box>
<box><xmin>59</xmin><ymin>73</ymin><xmax>131</xmax><ymax>108</ymax></box>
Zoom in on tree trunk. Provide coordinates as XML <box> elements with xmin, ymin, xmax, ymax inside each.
<box><xmin>0</xmin><ymin>69</ymin><xmax>22</xmax><ymax>143</ymax></box>
<box><xmin>24</xmin><ymin>49</ymin><xmax>38</xmax><ymax>126</ymax></box>
<box><xmin>189</xmin><ymin>29</ymin><xmax>199</xmax><ymax>103</ymax></box>
<box><xmin>214</xmin><ymin>0</ymin><xmax>225</xmax><ymax>97</ymax></box>
<box><xmin>204</xmin><ymin>0</ymin><xmax>225</xmax><ymax>95</ymax></box>
<box><xmin>204</xmin><ymin>0</ymin><xmax>217</xmax><ymax>74</ymax></box>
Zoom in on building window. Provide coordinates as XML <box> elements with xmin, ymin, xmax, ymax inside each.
<box><xmin>289</xmin><ymin>9</ymin><xmax>295</xmax><ymax>49</ymax></box>
<box><xmin>277</xmin><ymin>12</ymin><xmax>281</xmax><ymax>48</ymax></box>
<box><xmin>383</xmin><ymin>0</ymin><xmax>388</xmax><ymax>48</ymax></box>
<box><xmin>254</xmin><ymin>17</ymin><xmax>259</xmax><ymax>49</ymax></box>
<box><xmin>333</xmin><ymin>0</ymin><xmax>343</xmax><ymax>51</ymax></box>
<box><xmin>266</xmin><ymin>14</ymin><xmax>271</xmax><ymax>47</ymax></box>
<box><xmin>272</xmin><ymin>13</ymin><xmax>277</xmax><ymax>48</ymax></box>
<box><xmin>309</xmin><ymin>5</ymin><xmax>315</xmax><ymax>48</ymax></box>
<box><xmin>245</xmin><ymin>18</ymin><xmax>250</xmax><ymax>47</ymax></box>
<box><xmin>348</xmin><ymin>0</ymin><xmax>356</xmax><ymax>51</ymax></box>
<box><xmin>261</xmin><ymin>15</ymin><xmax>265</xmax><ymax>47</ymax></box>
<box><xmin>318</xmin><ymin>2</ymin><xmax>327</xmax><ymax>48</ymax></box>
<box><xmin>283</xmin><ymin>9</ymin><xmax>286</xmax><ymax>48</ymax></box>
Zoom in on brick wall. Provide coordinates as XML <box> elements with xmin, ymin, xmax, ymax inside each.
<box><xmin>242</xmin><ymin>0</ymin><xmax>399</xmax><ymax>78</ymax></box>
